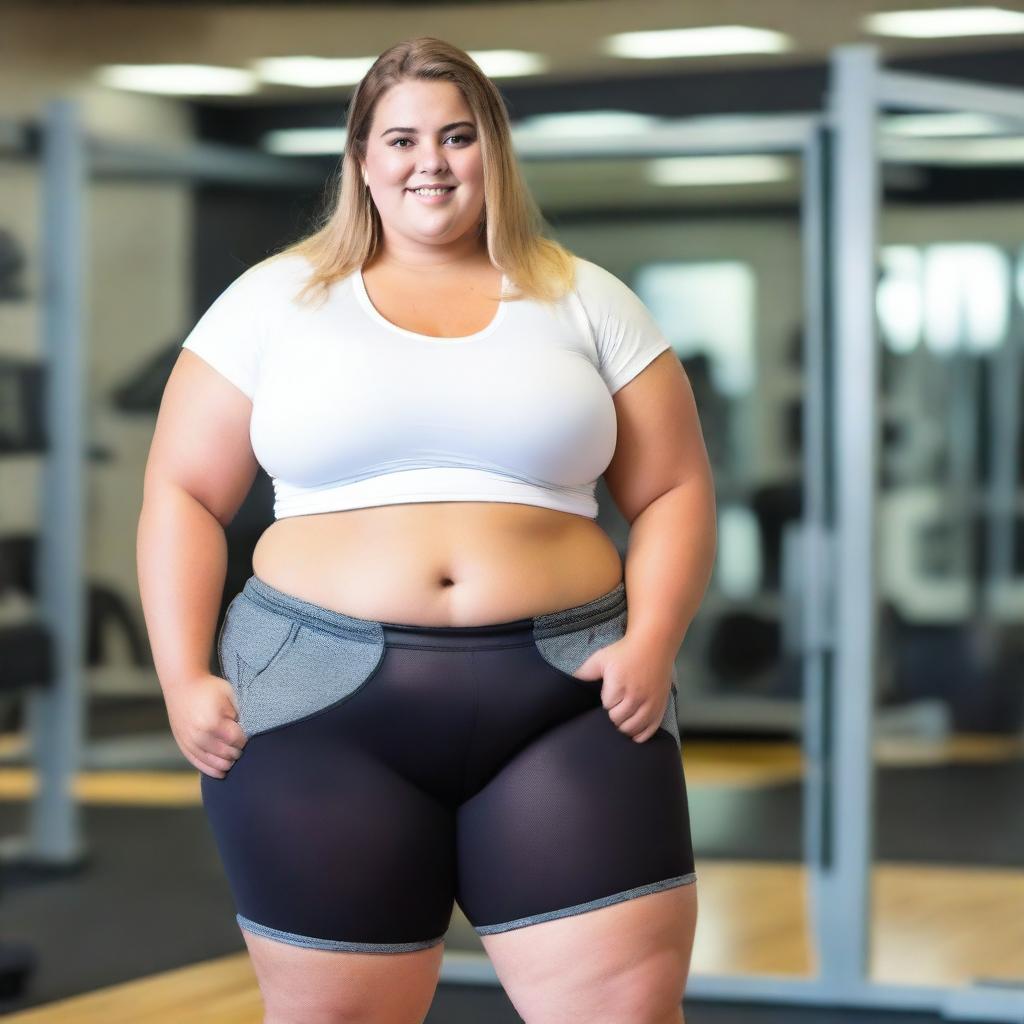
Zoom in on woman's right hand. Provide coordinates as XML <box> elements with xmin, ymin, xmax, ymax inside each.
<box><xmin>164</xmin><ymin>673</ymin><xmax>248</xmax><ymax>779</ymax></box>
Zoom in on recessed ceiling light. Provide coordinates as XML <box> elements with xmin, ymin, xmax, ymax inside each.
<box><xmin>883</xmin><ymin>112</ymin><xmax>1021</xmax><ymax>137</ymax></box>
<box><xmin>95</xmin><ymin>64</ymin><xmax>257</xmax><ymax>96</ymax></box>
<box><xmin>254</xmin><ymin>49</ymin><xmax>546</xmax><ymax>88</ymax></box>
<box><xmin>865</xmin><ymin>6</ymin><xmax>1024</xmax><ymax>38</ymax></box>
<box><xmin>880</xmin><ymin>135</ymin><xmax>1024</xmax><ymax>165</ymax></box>
<box><xmin>465</xmin><ymin>49</ymin><xmax>548</xmax><ymax>78</ymax></box>
<box><xmin>604</xmin><ymin>25</ymin><xmax>793</xmax><ymax>59</ymax></box>
<box><xmin>647</xmin><ymin>154</ymin><xmax>791</xmax><ymax>186</ymax></box>
<box><xmin>254</xmin><ymin>56</ymin><xmax>375</xmax><ymax>88</ymax></box>
<box><xmin>514</xmin><ymin>110</ymin><xmax>660</xmax><ymax>137</ymax></box>
<box><xmin>262</xmin><ymin>127</ymin><xmax>347</xmax><ymax>155</ymax></box>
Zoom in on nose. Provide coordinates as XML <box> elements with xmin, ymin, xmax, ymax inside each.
<box><xmin>416</xmin><ymin>140</ymin><xmax>449</xmax><ymax>170</ymax></box>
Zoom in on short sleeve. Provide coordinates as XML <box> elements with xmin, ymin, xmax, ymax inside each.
<box><xmin>572</xmin><ymin>257</ymin><xmax>674</xmax><ymax>394</ymax></box>
<box><xmin>179</xmin><ymin>264</ymin><xmax>269</xmax><ymax>400</ymax></box>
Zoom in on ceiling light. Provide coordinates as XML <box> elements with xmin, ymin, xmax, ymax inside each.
<box><xmin>96</xmin><ymin>64</ymin><xmax>257</xmax><ymax>96</ymax></box>
<box><xmin>255</xmin><ymin>49</ymin><xmax>545</xmax><ymax>88</ymax></box>
<box><xmin>262</xmin><ymin>128</ymin><xmax>347</xmax><ymax>155</ymax></box>
<box><xmin>604</xmin><ymin>25</ymin><xmax>793</xmax><ymax>59</ymax></box>
<box><xmin>514</xmin><ymin>110</ymin><xmax>660</xmax><ymax>137</ymax></box>
<box><xmin>880</xmin><ymin>135</ymin><xmax>1024</xmax><ymax>165</ymax></box>
<box><xmin>647</xmin><ymin>154</ymin><xmax>791</xmax><ymax>186</ymax></box>
<box><xmin>254</xmin><ymin>56</ymin><xmax>374</xmax><ymax>88</ymax></box>
<box><xmin>865</xmin><ymin>6</ymin><xmax>1024</xmax><ymax>38</ymax></box>
<box><xmin>883</xmin><ymin>112</ymin><xmax>1022</xmax><ymax>137</ymax></box>
<box><xmin>465</xmin><ymin>49</ymin><xmax>548</xmax><ymax>77</ymax></box>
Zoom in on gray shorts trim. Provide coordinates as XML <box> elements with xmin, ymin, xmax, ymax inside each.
<box><xmin>532</xmin><ymin>580</ymin><xmax>626</xmax><ymax>639</ymax></box>
<box><xmin>236</xmin><ymin>913</ymin><xmax>446</xmax><ymax>953</ymax></box>
<box><xmin>472</xmin><ymin>871</ymin><xmax>698</xmax><ymax>936</ymax></box>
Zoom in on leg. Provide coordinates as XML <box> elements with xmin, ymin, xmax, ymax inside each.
<box><xmin>202</xmin><ymin>737</ymin><xmax>455</xmax><ymax>1023</ymax></box>
<box><xmin>479</xmin><ymin>882</ymin><xmax>696</xmax><ymax>1024</ymax></box>
<box><xmin>202</xmin><ymin>588</ymin><xmax>462</xmax><ymax>1022</ymax></box>
<box><xmin>458</xmin><ymin>700</ymin><xmax>698</xmax><ymax>1024</ymax></box>
<box><xmin>241</xmin><ymin>929</ymin><xmax>445</xmax><ymax>1024</ymax></box>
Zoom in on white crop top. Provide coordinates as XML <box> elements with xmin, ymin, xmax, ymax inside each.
<box><xmin>179</xmin><ymin>252</ymin><xmax>673</xmax><ymax>520</ymax></box>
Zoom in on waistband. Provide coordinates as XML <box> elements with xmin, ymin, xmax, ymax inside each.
<box><xmin>240</xmin><ymin>574</ymin><xmax>626</xmax><ymax>650</ymax></box>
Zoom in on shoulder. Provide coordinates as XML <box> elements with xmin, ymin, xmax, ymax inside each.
<box><xmin>568</xmin><ymin>253</ymin><xmax>609</xmax><ymax>297</ymax></box>
<box><xmin>203</xmin><ymin>252</ymin><xmax>315</xmax><ymax>323</ymax></box>
<box><xmin>570</xmin><ymin>255</ymin><xmax>639</xmax><ymax>302</ymax></box>
<box><xmin>234</xmin><ymin>251</ymin><xmax>314</xmax><ymax>293</ymax></box>
<box><xmin>569</xmin><ymin>255</ymin><xmax>651</xmax><ymax>321</ymax></box>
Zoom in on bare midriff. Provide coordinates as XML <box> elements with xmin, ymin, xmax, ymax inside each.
<box><xmin>249</xmin><ymin>254</ymin><xmax>622</xmax><ymax>626</ymax></box>
<box><xmin>250</xmin><ymin>503</ymin><xmax>624</xmax><ymax>626</ymax></box>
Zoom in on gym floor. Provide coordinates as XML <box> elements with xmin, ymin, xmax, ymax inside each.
<box><xmin>0</xmin><ymin>697</ymin><xmax>1021</xmax><ymax>1021</ymax></box>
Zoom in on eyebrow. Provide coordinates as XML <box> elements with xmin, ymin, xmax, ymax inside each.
<box><xmin>380</xmin><ymin>120</ymin><xmax>476</xmax><ymax>137</ymax></box>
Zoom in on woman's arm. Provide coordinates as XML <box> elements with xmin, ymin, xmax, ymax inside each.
<box><xmin>137</xmin><ymin>479</ymin><xmax>230</xmax><ymax>695</ymax></box>
<box><xmin>622</xmin><ymin>474</ymin><xmax>717</xmax><ymax>663</ymax></box>
<box><xmin>136</xmin><ymin>350</ymin><xmax>260</xmax><ymax>775</ymax></box>
<box><xmin>604</xmin><ymin>348</ymin><xmax>718</xmax><ymax>663</ymax></box>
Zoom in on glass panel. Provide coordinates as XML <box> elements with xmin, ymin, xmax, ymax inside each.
<box><xmin>871</xmin><ymin>112</ymin><xmax>1024</xmax><ymax>990</ymax></box>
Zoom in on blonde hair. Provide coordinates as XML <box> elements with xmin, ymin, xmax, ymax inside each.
<box><xmin>266</xmin><ymin>36</ymin><xmax>576</xmax><ymax>309</ymax></box>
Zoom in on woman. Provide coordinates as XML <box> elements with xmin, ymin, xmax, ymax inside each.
<box><xmin>138</xmin><ymin>36</ymin><xmax>715</xmax><ymax>1024</ymax></box>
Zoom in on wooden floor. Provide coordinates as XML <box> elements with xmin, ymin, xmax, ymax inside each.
<box><xmin>3</xmin><ymin>734</ymin><xmax>1022</xmax><ymax>1021</ymax></box>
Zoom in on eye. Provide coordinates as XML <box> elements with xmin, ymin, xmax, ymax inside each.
<box><xmin>389</xmin><ymin>134</ymin><xmax>475</xmax><ymax>148</ymax></box>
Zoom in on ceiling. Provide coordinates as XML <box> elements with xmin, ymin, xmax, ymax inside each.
<box><xmin>7</xmin><ymin>1</ymin><xmax>1024</xmax><ymax>210</ymax></box>
<box><xmin>6</xmin><ymin>0</ymin><xmax>1024</xmax><ymax>105</ymax></box>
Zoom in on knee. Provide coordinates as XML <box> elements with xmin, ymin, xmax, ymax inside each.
<box><xmin>604</xmin><ymin>957</ymin><xmax>689</xmax><ymax>1024</ymax></box>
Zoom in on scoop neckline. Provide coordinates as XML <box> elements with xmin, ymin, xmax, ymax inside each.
<box><xmin>353</xmin><ymin>264</ymin><xmax>509</xmax><ymax>343</ymax></box>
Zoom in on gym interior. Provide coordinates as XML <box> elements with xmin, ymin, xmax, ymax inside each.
<box><xmin>1</xmin><ymin>2</ymin><xmax>1024</xmax><ymax>1022</ymax></box>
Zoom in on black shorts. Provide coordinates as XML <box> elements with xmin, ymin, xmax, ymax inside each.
<box><xmin>200</xmin><ymin>574</ymin><xmax>697</xmax><ymax>953</ymax></box>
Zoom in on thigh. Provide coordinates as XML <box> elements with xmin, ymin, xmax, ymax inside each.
<box><xmin>457</xmin><ymin>703</ymin><xmax>696</xmax><ymax>936</ymax></box>
<box><xmin>240</xmin><ymin>928</ymin><xmax>446</xmax><ymax>1024</ymax></box>
<box><xmin>457</xmin><ymin>704</ymin><xmax>697</xmax><ymax>1023</ymax></box>
<box><xmin>201</xmin><ymin>591</ymin><xmax>458</xmax><ymax>953</ymax></box>
<box><xmin>481</xmin><ymin>880</ymin><xmax>697</xmax><ymax>1024</ymax></box>
<box><xmin>202</xmin><ymin>735</ymin><xmax>455</xmax><ymax>951</ymax></box>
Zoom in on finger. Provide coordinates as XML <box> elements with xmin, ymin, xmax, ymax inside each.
<box><xmin>204</xmin><ymin>751</ymin><xmax>238</xmax><ymax>773</ymax></box>
<box><xmin>631</xmin><ymin>723</ymin><xmax>659</xmax><ymax>743</ymax></box>
<box><xmin>209</xmin><ymin>717</ymin><xmax>247</xmax><ymax>750</ymax></box>
<box><xmin>207</xmin><ymin>723</ymin><xmax>245</xmax><ymax>756</ymax></box>
<box><xmin>601</xmin><ymin>689</ymin><xmax>628</xmax><ymax>712</ymax></box>
<box><xmin>606</xmin><ymin>695</ymin><xmax>642</xmax><ymax>726</ymax></box>
<box><xmin>210</xmin><ymin>737</ymin><xmax>243</xmax><ymax>761</ymax></box>
<box><xmin>615</xmin><ymin>701</ymin><xmax>653</xmax><ymax>734</ymax></box>
<box><xmin>193</xmin><ymin>741</ymin><xmax>238</xmax><ymax>773</ymax></box>
<box><xmin>182</xmin><ymin>746</ymin><xmax>226</xmax><ymax>779</ymax></box>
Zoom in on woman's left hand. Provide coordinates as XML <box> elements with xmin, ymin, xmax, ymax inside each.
<box><xmin>570</xmin><ymin>635</ymin><xmax>675</xmax><ymax>743</ymax></box>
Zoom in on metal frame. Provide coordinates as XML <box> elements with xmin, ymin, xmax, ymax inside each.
<box><xmin>23</xmin><ymin>100</ymin><xmax>88</xmax><ymax>866</ymax></box>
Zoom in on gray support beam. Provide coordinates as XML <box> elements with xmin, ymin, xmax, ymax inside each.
<box><xmin>877</xmin><ymin>69</ymin><xmax>1024</xmax><ymax>120</ymax></box>
<box><xmin>986</xmin><ymin>247</ymin><xmax>1022</xmax><ymax>619</ymax></box>
<box><xmin>798</xmin><ymin>114</ymin><xmax>838</xmax><ymax>989</ymax></box>
<box><xmin>822</xmin><ymin>43</ymin><xmax>881</xmax><ymax>994</ymax></box>
<box><xmin>87</xmin><ymin>135</ymin><xmax>326</xmax><ymax>186</ymax></box>
<box><xmin>25</xmin><ymin>98</ymin><xmax>88</xmax><ymax>866</ymax></box>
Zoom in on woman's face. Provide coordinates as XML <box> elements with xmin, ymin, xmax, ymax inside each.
<box><xmin>360</xmin><ymin>79</ymin><xmax>486</xmax><ymax>251</ymax></box>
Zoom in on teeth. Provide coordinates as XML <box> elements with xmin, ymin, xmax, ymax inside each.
<box><xmin>412</xmin><ymin>187</ymin><xmax>453</xmax><ymax>196</ymax></box>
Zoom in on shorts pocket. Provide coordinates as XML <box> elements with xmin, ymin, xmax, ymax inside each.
<box><xmin>531</xmin><ymin>605</ymin><xmax>628</xmax><ymax>692</ymax></box>
<box><xmin>217</xmin><ymin>595</ymin><xmax>297</xmax><ymax>699</ymax></box>
<box><xmin>217</xmin><ymin>594</ymin><xmax>385</xmax><ymax>739</ymax></box>
<box><xmin>532</xmin><ymin>606</ymin><xmax>681</xmax><ymax>747</ymax></box>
